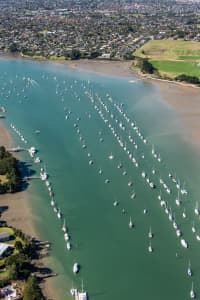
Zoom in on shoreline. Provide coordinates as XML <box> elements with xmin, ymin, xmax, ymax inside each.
<box><xmin>0</xmin><ymin>54</ymin><xmax>200</xmax><ymax>299</ymax></box>
<box><xmin>1</xmin><ymin>52</ymin><xmax>200</xmax><ymax>89</ymax></box>
<box><xmin>0</xmin><ymin>120</ymin><xmax>57</xmax><ymax>300</ymax></box>
<box><xmin>0</xmin><ymin>120</ymin><xmax>38</xmax><ymax>238</ymax></box>
<box><xmin>1</xmin><ymin>53</ymin><xmax>200</xmax><ymax>178</ymax></box>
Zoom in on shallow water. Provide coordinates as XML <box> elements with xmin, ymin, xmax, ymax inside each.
<box><xmin>1</xmin><ymin>58</ymin><xmax>200</xmax><ymax>300</ymax></box>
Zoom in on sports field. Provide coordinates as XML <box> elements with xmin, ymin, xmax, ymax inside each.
<box><xmin>134</xmin><ymin>39</ymin><xmax>200</xmax><ymax>78</ymax></box>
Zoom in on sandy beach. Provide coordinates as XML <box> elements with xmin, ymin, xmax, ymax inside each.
<box><xmin>152</xmin><ymin>81</ymin><xmax>200</xmax><ymax>147</ymax></box>
<box><xmin>63</xmin><ymin>59</ymin><xmax>136</xmax><ymax>77</ymax></box>
<box><xmin>0</xmin><ymin>120</ymin><xmax>37</xmax><ymax>237</ymax></box>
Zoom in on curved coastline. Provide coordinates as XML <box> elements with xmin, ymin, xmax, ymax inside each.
<box><xmin>0</xmin><ymin>56</ymin><xmax>200</xmax><ymax>300</ymax></box>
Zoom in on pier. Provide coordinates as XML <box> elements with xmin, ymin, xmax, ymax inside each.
<box><xmin>24</xmin><ymin>176</ymin><xmax>41</xmax><ymax>180</ymax></box>
<box><xmin>8</xmin><ymin>147</ymin><xmax>27</xmax><ymax>152</ymax></box>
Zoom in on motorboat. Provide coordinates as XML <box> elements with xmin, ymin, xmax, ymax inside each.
<box><xmin>131</xmin><ymin>192</ymin><xmax>136</xmax><ymax>199</ymax></box>
<box><xmin>73</xmin><ymin>263</ymin><xmax>79</xmax><ymax>274</ymax></box>
<box><xmin>181</xmin><ymin>238</ymin><xmax>188</xmax><ymax>249</ymax></box>
<box><xmin>64</xmin><ymin>233</ymin><xmax>69</xmax><ymax>241</ymax></box>
<box><xmin>149</xmin><ymin>182</ymin><xmax>155</xmax><ymax>189</ymax></box>
<box><xmin>34</xmin><ymin>156</ymin><xmax>41</xmax><ymax>163</ymax></box>
<box><xmin>66</xmin><ymin>242</ymin><xmax>71</xmax><ymax>251</ymax></box>
<box><xmin>40</xmin><ymin>167</ymin><xmax>48</xmax><ymax>181</ymax></box>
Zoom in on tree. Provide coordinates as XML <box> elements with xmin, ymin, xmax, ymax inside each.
<box><xmin>23</xmin><ymin>276</ymin><xmax>45</xmax><ymax>300</ymax></box>
<box><xmin>5</xmin><ymin>253</ymin><xmax>31</xmax><ymax>280</ymax></box>
<box><xmin>139</xmin><ymin>58</ymin><xmax>156</xmax><ymax>74</ymax></box>
<box><xmin>0</xmin><ymin>146</ymin><xmax>6</xmax><ymax>159</ymax></box>
<box><xmin>9</xmin><ymin>43</ymin><xmax>18</xmax><ymax>53</ymax></box>
<box><xmin>70</xmin><ymin>49</ymin><xmax>81</xmax><ymax>60</ymax></box>
<box><xmin>15</xmin><ymin>240</ymin><xmax>23</xmax><ymax>252</ymax></box>
<box><xmin>89</xmin><ymin>51</ymin><xmax>100</xmax><ymax>59</ymax></box>
<box><xmin>175</xmin><ymin>74</ymin><xmax>200</xmax><ymax>85</ymax></box>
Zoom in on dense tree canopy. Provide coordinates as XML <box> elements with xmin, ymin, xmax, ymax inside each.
<box><xmin>0</xmin><ymin>146</ymin><xmax>20</xmax><ymax>193</ymax></box>
<box><xmin>23</xmin><ymin>276</ymin><xmax>45</xmax><ymax>300</ymax></box>
<box><xmin>175</xmin><ymin>74</ymin><xmax>200</xmax><ymax>85</ymax></box>
<box><xmin>139</xmin><ymin>58</ymin><xmax>156</xmax><ymax>74</ymax></box>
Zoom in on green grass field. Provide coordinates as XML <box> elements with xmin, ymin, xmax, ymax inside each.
<box><xmin>150</xmin><ymin>60</ymin><xmax>200</xmax><ymax>78</ymax></box>
<box><xmin>134</xmin><ymin>39</ymin><xmax>200</xmax><ymax>78</ymax></box>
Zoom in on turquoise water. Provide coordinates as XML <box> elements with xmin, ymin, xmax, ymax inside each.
<box><xmin>1</xmin><ymin>58</ymin><xmax>200</xmax><ymax>300</ymax></box>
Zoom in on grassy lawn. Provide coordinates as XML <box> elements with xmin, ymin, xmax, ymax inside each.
<box><xmin>150</xmin><ymin>60</ymin><xmax>200</xmax><ymax>78</ymax></box>
<box><xmin>134</xmin><ymin>39</ymin><xmax>200</xmax><ymax>79</ymax></box>
<box><xmin>0</xmin><ymin>268</ymin><xmax>9</xmax><ymax>279</ymax></box>
<box><xmin>134</xmin><ymin>39</ymin><xmax>200</xmax><ymax>61</ymax></box>
<box><xmin>0</xmin><ymin>175</ymin><xmax>8</xmax><ymax>184</ymax></box>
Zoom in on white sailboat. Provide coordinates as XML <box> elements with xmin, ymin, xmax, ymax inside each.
<box><xmin>66</xmin><ymin>242</ymin><xmax>71</xmax><ymax>251</ymax></box>
<box><xmin>182</xmin><ymin>208</ymin><xmax>186</xmax><ymax>219</ymax></box>
<box><xmin>190</xmin><ymin>282</ymin><xmax>195</xmax><ymax>299</ymax></box>
<box><xmin>175</xmin><ymin>191</ymin><xmax>181</xmax><ymax>206</ymax></box>
<box><xmin>64</xmin><ymin>233</ymin><xmax>69</xmax><ymax>241</ymax></box>
<box><xmin>196</xmin><ymin>233</ymin><xmax>200</xmax><ymax>241</ymax></box>
<box><xmin>181</xmin><ymin>182</ymin><xmax>188</xmax><ymax>195</ymax></box>
<box><xmin>129</xmin><ymin>217</ymin><xmax>133</xmax><ymax>229</ymax></box>
<box><xmin>57</xmin><ymin>208</ymin><xmax>61</xmax><ymax>219</ymax></box>
<box><xmin>130</xmin><ymin>191</ymin><xmax>136</xmax><ymax>199</ymax></box>
<box><xmin>108</xmin><ymin>153</ymin><xmax>114</xmax><ymax>160</ymax></box>
<box><xmin>62</xmin><ymin>219</ymin><xmax>66</xmax><ymax>232</ymax></box>
<box><xmin>187</xmin><ymin>260</ymin><xmax>192</xmax><ymax>277</ymax></box>
<box><xmin>76</xmin><ymin>281</ymin><xmax>88</xmax><ymax>300</ymax></box>
<box><xmin>148</xmin><ymin>226</ymin><xmax>153</xmax><ymax>239</ymax></box>
<box><xmin>158</xmin><ymin>190</ymin><xmax>162</xmax><ymax>201</ymax></box>
<box><xmin>192</xmin><ymin>221</ymin><xmax>196</xmax><ymax>233</ymax></box>
<box><xmin>148</xmin><ymin>240</ymin><xmax>153</xmax><ymax>253</ymax></box>
<box><xmin>51</xmin><ymin>198</ymin><xmax>55</xmax><ymax>207</ymax></box>
<box><xmin>151</xmin><ymin>144</ymin><xmax>155</xmax><ymax>156</ymax></box>
<box><xmin>194</xmin><ymin>202</ymin><xmax>200</xmax><ymax>216</ymax></box>
<box><xmin>113</xmin><ymin>201</ymin><xmax>118</xmax><ymax>207</ymax></box>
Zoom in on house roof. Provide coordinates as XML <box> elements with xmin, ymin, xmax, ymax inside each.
<box><xmin>0</xmin><ymin>232</ymin><xmax>10</xmax><ymax>239</ymax></box>
<box><xmin>0</xmin><ymin>243</ymin><xmax>10</xmax><ymax>257</ymax></box>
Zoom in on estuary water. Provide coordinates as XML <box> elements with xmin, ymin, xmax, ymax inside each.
<box><xmin>1</xmin><ymin>58</ymin><xmax>200</xmax><ymax>300</ymax></box>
